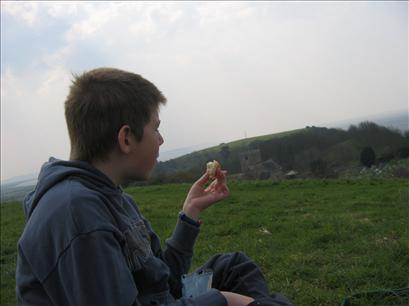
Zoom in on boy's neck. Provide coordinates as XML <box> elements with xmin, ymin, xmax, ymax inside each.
<box><xmin>91</xmin><ymin>159</ymin><xmax>122</xmax><ymax>187</ymax></box>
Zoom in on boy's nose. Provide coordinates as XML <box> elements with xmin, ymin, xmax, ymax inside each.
<box><xmin>159</xmin><ymin>133</ymin><xmax>164</xmax><ymax>146</ymax></box>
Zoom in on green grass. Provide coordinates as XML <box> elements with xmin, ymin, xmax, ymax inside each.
<box><xmin>1</xmin><ymin>201</ymin><xmax>26</xmax><ymax>305</ymax></box>
<box><xmin>2</xmin><ymin>179</ymin><xmax>409</xmax><ymax>305</ymax></box>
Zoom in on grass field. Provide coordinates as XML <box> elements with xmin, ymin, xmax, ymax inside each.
<box><xmin>1</xmin><ymin>179</ymin><xmax>408</xmax><ymax>305</ymax></box>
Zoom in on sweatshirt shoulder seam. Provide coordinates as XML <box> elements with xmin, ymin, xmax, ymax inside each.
<box><xmin>42</xmin><ymin>229</ymin><xmax>118</xmax><ymax>284</ymax></box>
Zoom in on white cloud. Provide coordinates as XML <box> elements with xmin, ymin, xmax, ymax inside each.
<box><xmin>1</xmin><ymin>66</ymin><xmax>71</xmax><ymax>180</ymax></box>
<box><xmin>64</xmin><ymin>2</ymin><xmax>120</xmax><ymax>43</ymax></box>
<box><xmin>1</xmin><ymin>1</ymin><xmax>407</xmax><ymax>179</ymax></box>
<box><xmin>196</xmin><ymin>2</ymin><xmax>256</xmax><ymax>26</ymax></box>
<box><xmin>36</xmin><ymin>65</ymin><xmax>71</xmax><ymax>96</ymax></box>
<box><xmin>1</xmin><ymin>67</ymin><xmax>23</xmax><ymax>100</ymax></box>
<box><xmin>1</xmin><ymin>1</ymin><xmax>40</xmax><ymax>26</ymax></box>
<box><xmin>45</xmin><ymin>2</ymin><xmax>81</xmax><ymax>18</ymax></box>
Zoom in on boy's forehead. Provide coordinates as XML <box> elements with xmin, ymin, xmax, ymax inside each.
<box><xmin>150</xmin><ymin>109</ymin><xmax>160</xmax><ymax>123</ymax></box>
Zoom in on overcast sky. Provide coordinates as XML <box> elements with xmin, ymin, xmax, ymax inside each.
<box><xmin>1</xmin><ymin>1</ymin><xmax>408</xmax><ymax>180</ymax></box>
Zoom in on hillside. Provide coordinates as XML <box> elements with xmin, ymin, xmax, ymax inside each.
<box><xmin>150</xmin><ymin>122</ymin><xmax>409</xmax><ymax>183</ymax></box>
<box><xmin>1</xmin><ymin>122</ymin><xmax>408</xmax><ymax>201</ymax></box>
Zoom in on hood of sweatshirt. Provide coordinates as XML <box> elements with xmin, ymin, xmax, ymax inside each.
<box><xmin>23</xmin><ymin>157</ymin><xmax>121</xmax><ymax>220</ymax></box>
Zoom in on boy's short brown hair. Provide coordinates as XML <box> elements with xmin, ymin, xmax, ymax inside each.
<box><xmin>65</xmin><ymin>67</ymin><xmax>166</xmax><ymax>162</ymax></box>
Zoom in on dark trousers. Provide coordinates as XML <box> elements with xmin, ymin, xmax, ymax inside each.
<box><xmin>197</xmin><ymin>252</ymin><xmax>292</xmax><ymax>306</ymax></box>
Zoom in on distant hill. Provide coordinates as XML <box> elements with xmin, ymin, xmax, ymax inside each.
<box><xmin>3</xmin><ymin>113</ymin><xmax>408</xmax><ymax>200</ymax></box>
<box><xmin>327</xmin><ymin>110</ymin><xmax>408</xmax><ymax>132</ymax></box>
<box><xmin>1</xmin><ymin>173</ymin><xmax>38</xmax><ymax>203</ymax></box>
<box><xmin>1</xmin><ymin>173</ymin><xmax>38</xmax><ymax>186</ymax></box>
<box><xmin>150</xmin><ymin>121</ymin><xmax>408</xmax><ymax>183</ymax></box>
<box><xmin>158</xmin><ymin>143</ymin><xmax>216</xmax><ymax>162</ymax></box>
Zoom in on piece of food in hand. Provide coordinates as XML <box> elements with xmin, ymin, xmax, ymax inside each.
<box><xmin>206</xmin><ymin>160</ymin><xmax>221</xmax><ymax>179</ymax></box>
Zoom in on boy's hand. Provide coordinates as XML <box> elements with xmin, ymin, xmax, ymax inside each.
<box><xmin>182</xmin><ymin>169</ymin><xmax>229</xmax><ymax>220</ymax></box>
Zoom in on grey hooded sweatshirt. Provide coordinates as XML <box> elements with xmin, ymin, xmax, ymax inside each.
<box><xmin>16</xmin><ymin>157</ymin><xmax>226</xmax><ymax>306</ymax></box>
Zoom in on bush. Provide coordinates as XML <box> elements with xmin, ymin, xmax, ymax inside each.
<box><xmin>378</xmin><ymin>152</ymin><xmax>395</xmax><ymax>164</ymax></box>
<box><xmin>310</xmin><ymin>159</ymin><xmax>330</xmax><ymax>178</ymax></box>
<box><xmin>393</xmin><ymin>167</ymin><xmax>409</xmax><ymax>178</ymax></box>
<box><xmin>360</xmin><ymin>147</ymin><xmax>376</xmax><ymax>168</ymax></box>
<box><xmin>397</xmin><ymin>146</ymin><xmax>409</xmax><ymax>159</ymax></box>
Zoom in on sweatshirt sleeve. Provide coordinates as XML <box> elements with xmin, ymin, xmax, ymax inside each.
<box><xmin>156</xmin><ymin>214</ymin><xmax>200</xmax><ymax>295</ymax></box>
<box><xmin>166</xmin><ymin>213</ymin><xmax>200</xmax><ymax>255</ymax></box>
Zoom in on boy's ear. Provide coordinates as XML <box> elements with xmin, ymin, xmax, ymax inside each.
<box><xmin>117</xmin><ymin>125</ymin><xmax>132</xmax><ymax>154</ymax></box>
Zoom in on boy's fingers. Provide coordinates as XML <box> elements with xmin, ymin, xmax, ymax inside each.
<box><xmin>197</xmin><ymin>168</ymin><xmax>227</xmax><ymax>190</ymax></box>
<box><xmin>215</xmin><ymin>168</ymin><xmax>226</xmax><ymax>178</ymax></box>
<box><xmin>195</xmin><ymin>172</ymin><xmax>210</xmax><ymax>187</ymax></box>
<box><xmin>216</xmin><ymin>170</ymin><xmax>227</xmax><ymax>186</ymax></box>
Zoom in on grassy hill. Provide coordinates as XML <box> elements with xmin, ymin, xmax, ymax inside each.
<box><xmin>150</xmin><ymin>122</ymin><xmax>408</xmax><ymax>183</ymax></box>
<box><xmin>2</xmin><ymin>179</ymin><xmax>408</xmax><ymax>305</ymax></box>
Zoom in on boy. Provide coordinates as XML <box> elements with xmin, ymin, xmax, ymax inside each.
<box><xmin>16</xmin><ymin>68</ymin><xmax>292</xmax><ymax>306</ymax></box>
